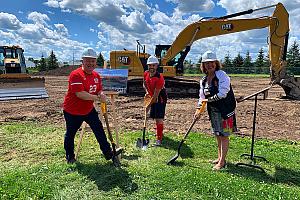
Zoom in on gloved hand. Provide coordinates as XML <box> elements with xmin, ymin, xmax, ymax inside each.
<box><xmin>98</xmin><ymin>92</ymin><xmax>107</xmax><ymax>103</ymax></box>
<box><xmin>194</xmin><ymin>100</ymin><xmax>207</xmax><ymax>120</ymax></box>
<box><xmin>144</xmin><ymin>94</ymin><xmax>152</xmax><ymax>113</ymax></box>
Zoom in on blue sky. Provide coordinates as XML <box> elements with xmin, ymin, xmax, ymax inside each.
<box><xmin>0</xmin><ymin>0</ymin><xmax>299</xmax><ymax>63</ymax></box>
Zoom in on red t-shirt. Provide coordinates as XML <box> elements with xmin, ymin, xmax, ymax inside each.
<box><xmin>143</xmin><ymin>71</ymin><xmax>165</xmax><ymax>97</ymax></box>
<box><xmin>63</xmin><ymin>67</ymin><xmax>102</xmax><ymax>115</ymax></box>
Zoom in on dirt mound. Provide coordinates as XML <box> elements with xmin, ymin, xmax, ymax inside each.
<box><xmin>33</xmin><ymin>65</ymin><xmax>80</xmax><ymax>76</ymax></box>
<box><xmin>0</xmin><ymin>76</ymin><xmax>299</xmax><ymax>141</ymax></box>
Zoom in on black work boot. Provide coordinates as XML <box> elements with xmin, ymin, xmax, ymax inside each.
<box><xmin>66</xmin><ymin>155</ymin><xmax>76</xmax><ymax>164</ymax></box>
<box><xmin>103</xmin><ymin>147</ymin><xmax>123</xmax><ymax>160</ymax></box>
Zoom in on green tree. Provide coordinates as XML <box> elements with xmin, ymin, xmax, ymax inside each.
<box><xmin>286</xmin><ymin>40</ymin><xmax>300</xmax><ymax>74</ymax></box>
<box><xmin>232</xmin><ymin>53</ymin><xmax>244</xmax><ymax>73</ymax></box>
<box><xmin>263</xmin><ymin>53</ymin><xmax>271</xmax><ymax>74</ymax></box>
<box><xmin>222</xmin><ymin>52</ymin><xmax>233</xmax><ymax>73</ymax></box>
<box><xmin>255</xmin><ymin>48</ymin><xmax>265</xmax><ymax>74</ymax></box>
<box><xmin>37</xmin><ymin>54</ymin><xmax>47</xmax><ymax>71</ymax></box>
<box><xmin>242</xmin><ymin>51</ymin><xmax>253</xmax><ymax>74</ymax></box>
<box><xmin>97</xmin><ymin>53</ymin><xmax>105</xmax><ymax>67</ymax></box>
<box><xmin>47</xmin><ymin>50</ymin><xmax>59</xmax><ymax>70</ymax></box>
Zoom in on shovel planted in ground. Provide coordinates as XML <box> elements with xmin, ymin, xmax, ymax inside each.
<box><xmin>101</xmin><ymin>102</ymin><xmax>122</xmax><ymax>167</ymax></box>
<box><xmin>167</xmin><ymin>101</ymin><xmax>207</xmax><ymax>165</ymax></box>
<box><xmin>136</xmin><ymin>109</ymin><xmax>150</xmax><ymax>149</ymax></box>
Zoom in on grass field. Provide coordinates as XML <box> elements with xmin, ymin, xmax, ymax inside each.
<box><xmin>0</xmin><ymin>122</ymin><xmax>300</xmax><ymax>199</ymax></box>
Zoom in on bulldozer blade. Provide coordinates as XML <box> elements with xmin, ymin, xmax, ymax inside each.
<box><xmin>0</xmin><ymin>77</ymin><xmax>48</xmax><ymax>100</ymax></box>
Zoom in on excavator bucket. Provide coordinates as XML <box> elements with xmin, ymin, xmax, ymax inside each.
<box><xmin>0</xmin><ymin>74</ymin><xmax>48</xmax><ymax>101</ymax></box>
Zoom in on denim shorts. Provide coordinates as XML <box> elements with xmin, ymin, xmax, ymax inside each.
<box><xmin>208</xmin><ymin>107</ymin><xmax>233</xmax><ymax>137</ymax></box>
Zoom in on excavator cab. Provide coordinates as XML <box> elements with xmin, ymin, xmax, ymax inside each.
<box><xmin>0</xmin><ymin>45</ymin><xmax>48</xmax><ymax>100</ymax></box>
<box><xmin>155</xmin><ymin>44</ymin><xmax>190</xmax><ymax>75</ymax></box>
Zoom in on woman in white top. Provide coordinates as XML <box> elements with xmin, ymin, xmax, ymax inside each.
<box><xmin>194</xmin><ymin>50</ymin><xmax>236</xmax><ymax>171</ymax></box>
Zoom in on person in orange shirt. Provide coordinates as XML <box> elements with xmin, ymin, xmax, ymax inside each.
<box><xmin>63</xmin><ymin>48</ymin><xmax>121</xmax><ymax>164</ymax></box>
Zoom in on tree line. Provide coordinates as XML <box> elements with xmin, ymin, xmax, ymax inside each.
<box><xmin>30</xmin><ymin>50</ymin><xmax>105</xmax><ymax>72</ymax></box>
<box><xmin>29</xmin><ymin>50</ymin><xmax>59</xmax><ymax>72</ymax></box>
<box><xmin>184</xmin><ymin>40</ymin><xmax>300</xmax><ymax>75</ymax></box>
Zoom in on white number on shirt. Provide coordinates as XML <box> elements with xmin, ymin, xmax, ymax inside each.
<box><xmin>89</xmin><ymin>85</ymin><xmax>97</xmax><ymax>93</ymax></box>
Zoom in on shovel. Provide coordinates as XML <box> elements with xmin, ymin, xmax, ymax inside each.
<box><xmin>101</xmin><ymin>102</ymin><xmax>122</xmax><ymax>167</ymax></box>
<box><xmin>136</xmin><ymin>108</ymin><xmax>150</xmax><ymax>149</ymax></box>
<box><xmin>167</xmin><ymin>101</ymin><xmax>207</xmax><ymax>165</ymax></box>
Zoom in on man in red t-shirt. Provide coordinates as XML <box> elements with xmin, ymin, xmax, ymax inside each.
<box><xmin>63</xmin><ymin>48</ymin><xmax>121</xmax><ymax>164</ymax></box>
<box><xmin>143</xmin><ymin>55</ymin><xmax>167</xmax><ymax>146</ymax></box>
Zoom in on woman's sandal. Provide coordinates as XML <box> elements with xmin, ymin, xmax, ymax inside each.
<box><xmin>212</xmin><ymin>162</ymin><xmax>227</xmax><ymax>171</ymax></box>
<box><xmin>209</xmin><ymin>159</ymin><xmax>219</xmax><ymax>164</ymax></box>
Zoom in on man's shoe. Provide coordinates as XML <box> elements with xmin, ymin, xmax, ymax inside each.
<box><xmin>114</xmin><ymin>147</ymin><xmax>123</xmax><ymax>157</ymax></box>
<box><xmin>104</xmin><ymin>147</ymin><xmax>123</xmax><ymax>160</ymax></box>
<box><xmin>66</xmin><ymin>158</ymin><xmax>76</xmax><ymax>164</ymax></box>
<box><xmin>152</xmin><ymin>140</ymin><xmax>162</xmax><ymax>147</ymax></box>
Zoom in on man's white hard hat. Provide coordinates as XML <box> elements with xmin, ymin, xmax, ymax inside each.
<box><xmin>147</xmin><ymin>55</ymin><xmax>159</xmax><ymax>65</ymax></box>
<box><xmin>82</xmin><ymin>48</ymin><xmax>97</xmax><ymax>59</ymax></box>
<box><xmin>201</xmin><ymin>51</ymin><xmax>218</xmax><ymax>63</ymax></box>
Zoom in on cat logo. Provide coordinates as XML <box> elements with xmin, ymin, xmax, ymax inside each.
<box><xmin>118</xmin><ymin>56</ymin><xmax>131</xmax><ymax>65</ymax></box>
<box><xmin>221</xmin><ymin>23</ymin><xmax>233</xmax><ymax>31</ymax></box>
<box><xmin>94</xmin><ymin>78</ymin><xmax>99</xmax><ymax>83</ymax></box>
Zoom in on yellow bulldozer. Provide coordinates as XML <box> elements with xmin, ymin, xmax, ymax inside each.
<box><xmin>110</xmin><ymin>3</ymin><xmax>300</xmax><ymax>100</ymax></box>
<box><xmin>0</xmin><ymin>45</ymin><xmax>48</xmax><ymax>100</ymax></box>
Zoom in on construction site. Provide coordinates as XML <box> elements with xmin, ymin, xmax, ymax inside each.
<box><xmin>1</xmin><ymin>1</ymin><xmax>300</xmax><ymax>199</ymax></box>
<box><xmin>0</xmin><ymin>72</ymin><xmax>299</xmax><ymax>141</ymax></box>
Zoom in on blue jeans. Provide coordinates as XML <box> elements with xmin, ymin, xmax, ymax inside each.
<box><xmin>63</xmin><ymin>108</ymin><xmax>111</xmax><ymax>160</ymax></box>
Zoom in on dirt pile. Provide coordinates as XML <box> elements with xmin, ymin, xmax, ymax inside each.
<box><xmin>33</xmin><ymin>65</ymin><xmax>80</xmax><ymax>76</ymax></box>
<box><xmin>0</xmin><ymin>76</ymin><xmax>299</xmax><ymax>141</ymax></box>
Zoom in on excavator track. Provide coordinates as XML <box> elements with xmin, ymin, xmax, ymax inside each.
<box><xmin>127</xmin><ymin>77</ymin><xmax>200</xmax><ymax>98</ymax></box>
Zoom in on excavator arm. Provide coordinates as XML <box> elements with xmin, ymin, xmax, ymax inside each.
<box><xmin>161</xmin><ymin>3</ymin><xmax>300</xmax><ymax>99</ymax></box>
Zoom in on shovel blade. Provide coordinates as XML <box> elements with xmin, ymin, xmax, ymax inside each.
<box><xmin>136</xmin><ymin>138</ymin><xmax>143</xmax><ymax>148</ymax></box>
<box><xmin>167</xmin><ymin>153</ymin><xmax>179</xmax><ymax>165</ymax></box>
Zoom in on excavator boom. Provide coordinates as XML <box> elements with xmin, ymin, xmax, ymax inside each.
<box><xmin>161</xmin><ymin>3</ymin><xmax>300</xmax><ymax>100</ymax></box>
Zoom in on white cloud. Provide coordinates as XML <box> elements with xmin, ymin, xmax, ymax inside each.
<box><xmin>27</xmin><ymin>12</ymin><xmax>50</xmax><ymax>25</ymax></box>
<box><xmin>45</xmin><ymin>0</ymin><xmax>152</xmax><ymax>34</ymax></box>
<box><xmin>44</xmin><ymin>0</ymin><xmax>60</xmax><ymax>8</ymax></box>
<box><xmin>0</xmin><ymin>12</ymin><xmax>88</xmax><ymax>61</ymax></box>
<box><xmin>167</xmin><ymin>0</ymin><xmax>215</xmax><ymax>13</ymax></box>
<box><xmin>151</xmin><ymin>10</ymin><xmax>173</xmax><ymax>25</ymax></box>
<box><xmin>54</xmin><ymin>23</ymin><xmax>69</xmax><ymax>36</ymax></box>
<box><xmin>0</xmin><ymin>12</ymin><xmax>22</xmax><ymax>30</ymax></box>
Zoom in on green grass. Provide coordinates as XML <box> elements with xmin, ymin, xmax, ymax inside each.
<box><xmin>0</xmin><ymin>122</ymin><xmax>300</xmax><ymax>199</ymax></box>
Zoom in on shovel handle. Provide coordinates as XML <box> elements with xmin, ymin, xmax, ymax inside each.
<box><xmin>101</xmin><ymin>102</ymin><xmax>107</xmax><ymax>114</ymax></box>
<box><xmin>143</xmin><ymin>109</ymin><xmax>147</xmax><ymax>127</ymax></box>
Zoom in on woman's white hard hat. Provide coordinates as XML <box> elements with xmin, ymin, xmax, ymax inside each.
<box><xmin>82</xmin><ymin>48</ymin><xmax>97</xmax><ymax>59</ymax></box>
<box><xmin>202</xmin><ymin>51</ymin><xmax>218</xmax><ymax>63</ymax></box>
<box><xmin>147</xmin><ymin>55</ymin><xmax>159</xmax><ymax>65</ymax></box>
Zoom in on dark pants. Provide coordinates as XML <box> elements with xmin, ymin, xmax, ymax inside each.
<box><xmin>63</xmin><ymin>108</ymin><xmax>111</xmax><ymax>160</ymax></box>
<box><xmin>150</xmin><ymin>103</ymin><xmax>166</xmax><ymax>119</ymax></box>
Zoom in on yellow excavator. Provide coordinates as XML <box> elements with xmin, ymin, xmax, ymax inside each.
<box><xmin>113</xmin><ymin>3</ymin><xmax>300</xmax><ymax>99</ymax></box>
<box><xmin>0</xmin><ymin>45</ymin><xmax>48</xmax><ymax>100</ymax></box>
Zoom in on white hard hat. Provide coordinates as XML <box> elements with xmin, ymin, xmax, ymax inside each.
<box><xmin>201</xmin><ymin>51</ymin><xmax>218</xmax><ymax>63</ymax></box>
<box><xmin>82</xmin><ymin>48</ymin><xmax>97</xmax><ymax>59</ymax></box>
<box><xmin>147</xmin><ymin>55</ymin><xmax>159</xmax><ymax>65</ymax></box>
